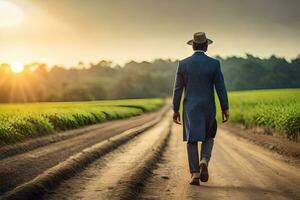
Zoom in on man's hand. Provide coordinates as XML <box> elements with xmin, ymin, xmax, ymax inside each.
<box><xmin>222</xmin><ymin>109</ymin><xmax>229</xmax><ymax>123</ymax></box>
<box><xmin>173</xmin><ymin>112</ymin><xmax>181</xmax><ymax>125</ymax></box>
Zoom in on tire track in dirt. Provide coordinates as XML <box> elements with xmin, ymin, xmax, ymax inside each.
<box><xmin>44</xmin><ymin>113</ymin><xmax>172</xmax><ymax>200</ymax></box>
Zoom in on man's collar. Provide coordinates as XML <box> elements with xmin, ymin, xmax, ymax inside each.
<box><xmin>194</xmin><ymin>50</ymin><xmax>204</xmax><ymax>53</ymax></box>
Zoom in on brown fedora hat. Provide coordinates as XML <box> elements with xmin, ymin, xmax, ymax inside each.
<box><xmin>187</xmin><ymin>32</ymin><xmax>213</xmax><ymax>45</ymax></box>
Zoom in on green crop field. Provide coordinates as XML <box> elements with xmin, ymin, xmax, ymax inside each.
<box><xmin>0</xmin><ymin>98</ymin><xmax>165</xmax><ymax>146</ymax></box>
<box><xmin>216</xmin><ymin>89</ymin><xmax>300</xmax><ymax>141</ymax></box>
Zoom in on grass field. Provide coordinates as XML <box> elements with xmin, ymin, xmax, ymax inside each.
<box><xmin>1</xmin><ymin>89</ymin><xmax>299</xmax><ymax>145</ymax></box>
<box><xmin>0</xmin><ymin>98</ymin><xmax>165</xmax><ymax>146</ymax></box>
<box><xmin>217</xmin><ymin>89</ymin><xmax>300</xmax><ymax>141</ymax></box>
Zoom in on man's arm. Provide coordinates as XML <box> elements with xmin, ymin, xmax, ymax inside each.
<box><xmin>172</xmin><ymin>62</ymin><xmax>184</xmax><ymax>124</ymax></box>
<box><xmin>214</xmin><ymin>61</ymin><xmax>229</xmax><ymax>122</ymax></box>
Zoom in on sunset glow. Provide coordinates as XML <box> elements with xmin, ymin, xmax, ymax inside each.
<box><xmin>11</xmin><ymin>62</ymin><xmax>24</xmax><ymax>73</ymax></box>
<box><xmin>0</xmin><ymin>1</ymin><xmax>24</xmax><ymax>27</ymax></box>
<box><xmin>0</xmin><ymin>1</ymin><xmax>299</xmax><ymax>67</ymax></box>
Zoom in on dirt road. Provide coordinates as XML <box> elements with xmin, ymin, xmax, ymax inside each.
<box><xmin>46</xmin><ymin>123</ymin><xmax>300</xmax><ymax>200</ymax></box>
<box><xmin>2</xmin><ymin>107</ymin><xmax>299</xmax><ymax>200</ymax></box>
<box><xmin>0</xmin><ymin>107</ymin><xmax>167</xmax><ymax>196</ymax></box>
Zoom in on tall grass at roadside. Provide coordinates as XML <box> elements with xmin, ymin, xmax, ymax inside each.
<box><xmin>216</xmin><ymin>89</ymin><xmax>299</xmax><ymax>141</ymax></box>
<box><xmin>0</xmin><ymin>98</ymin><xmax>165</xmax><ymax>146</ymax></box>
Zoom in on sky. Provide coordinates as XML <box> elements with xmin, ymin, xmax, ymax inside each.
<box><xmin>0</xmin><ymin>0</ymin><xmax>300</xmax><ymax>67</ymax></box>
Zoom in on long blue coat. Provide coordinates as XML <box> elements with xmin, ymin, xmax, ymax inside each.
<box><xmin>172</xmin><ymin>51</ymin><xmax>229</xmax><ymax>142</ymax></box>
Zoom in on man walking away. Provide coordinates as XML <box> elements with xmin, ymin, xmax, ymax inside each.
<box><xmin>172</xmin><ymin>32</ymin><xmax>229</xmax><ymax>185</ymax></box>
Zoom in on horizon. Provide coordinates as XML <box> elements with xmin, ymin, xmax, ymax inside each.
<box><xmin>1</xmin><ymin>53</ymin><xmax>299</xmax><ymax>70</ymax></box>
<box><xmin>0</xmin><ymin>0</ymin><xmax>299</xmax><ymax>67</ymax></box>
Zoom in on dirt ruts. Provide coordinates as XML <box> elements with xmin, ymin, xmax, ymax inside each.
<box><xmin>44</xmin><ymin>113</ymin><xmax>172</xmax><ymax>200</ymax></box>
<box><xmin>0</xmin><ymin>106</ymin><xmax>168</xmax><ymax>197</ymax></box>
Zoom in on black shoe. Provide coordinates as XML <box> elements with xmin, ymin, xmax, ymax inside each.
<box><xmin>200</xmin><ymin>162</ymin><xmax>209</xmax><ymax>182</ymax></box>
<box><xmin>189</xmin><ymin>173</ymin><xmax>200</xmax><ymax>185</ymax></box>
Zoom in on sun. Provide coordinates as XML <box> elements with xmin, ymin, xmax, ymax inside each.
<box><xmin>11</xmin><ymin>62</ymin><xmax>24</xmax><ymax>73</ymax></box>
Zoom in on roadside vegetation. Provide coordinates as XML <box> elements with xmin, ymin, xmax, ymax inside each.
<box><xmin>0</xmin><ymin>98</ymin><xmax>165</xmax><ymax>146</ymax></box>
<box><xmin>217</xmin><ymin>89</ymin><xmax>300</xmax><ymax>141</ymax></box>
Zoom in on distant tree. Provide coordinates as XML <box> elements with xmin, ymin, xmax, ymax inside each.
<box><xmin>0</xmin><ymin>55</ymin><xmax>298</xmax><ymax>103</ymax></box>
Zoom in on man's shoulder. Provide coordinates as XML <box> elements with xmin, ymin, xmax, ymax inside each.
<box><xmin>205</xmin><ymin>55</ymin><xmax>220</xmax><ymax>65</ymax></box>
<box><xmin>179</xmin><ymin>56</ymin><xmax>193</xmax><ymax>65</ymax></box>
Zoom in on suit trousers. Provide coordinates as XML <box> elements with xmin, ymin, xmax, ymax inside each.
<box><xmin>187</xmin><ymin>137</ymin><xmax>214</xmax><ymax>173</ymax></box>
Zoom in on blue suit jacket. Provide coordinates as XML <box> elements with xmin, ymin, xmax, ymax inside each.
<box><xmin>172</xmin><ymin>51</ymin><xmax>229</xmax><ymax>142</ymax></box>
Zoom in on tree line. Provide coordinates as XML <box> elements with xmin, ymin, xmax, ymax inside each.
<box><xmin>0</xmin><ymin>54</ymin><xmax>299</xmax><ymax>103</ymax></box>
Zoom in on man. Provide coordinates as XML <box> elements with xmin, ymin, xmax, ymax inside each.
<box><xmin>172</xmin><ymin>32</ymin><xmax>229</xmax><ymax>185</ymax></box>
